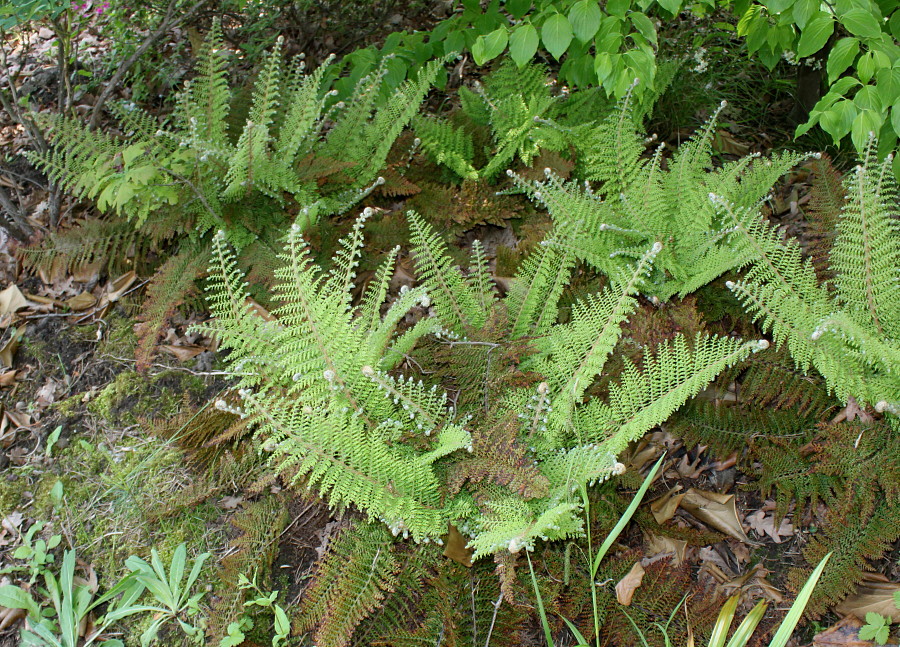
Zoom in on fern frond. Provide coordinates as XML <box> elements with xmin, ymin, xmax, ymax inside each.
<box><xmin>408</xmin><ymin>211</ymin><xmax>487</xmax><ymax>333</ymax></box>
<box><xmin>135</xmin><ymin>246</ymin><xmax>209</xmax><ymax>370</ymax></box>
<box><xmin>831</xmin><ymin>149</ymin><xmax>900</xmax><ymax>338</ymax></box>
<box><xmin>413</xmin><ymin>115</ymin><xmax>477</xmax><ymax>180</ymax></box>
<box><xmin>585</xmin><ymin>334</ymin><xmax>769</xmax><ymax>453</ymax></box>
<box><xmin>296</xmin><ymin>522</ymin><xmax>401</xmax><ymax>647</ymax></box>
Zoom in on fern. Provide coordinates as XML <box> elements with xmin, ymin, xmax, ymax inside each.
<box><xmin>134</xmin><ymin>246</ymin><xmax>208</xmax><ymax>370</ymax></box>
<box><xmin>510</xmin><ymin>98</ymin><xmax>809</xmax><ymax>301</ymax></box>
<box><xmin>725</xmin><ymin>143</ymin><xmax>900</xmax><ymax>413</ymax></box>
<box><xmin>295</xmin><ymin>522</ymin><xmax>402</xmax><ymax>647</ymax></box>
<box><xmin>415</xmin><ymin>60</ymin><xmax>574</xmax><ymax>181</ymax></box>
<box><xmin>203</xmin><ymin>207</ymin><xmax>762</xmax><ymax>567</ymax></box>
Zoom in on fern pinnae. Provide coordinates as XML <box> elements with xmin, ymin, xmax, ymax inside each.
<box><xmin>408</xmin><ymin>211</ymin><xmax>486</xmax><ymax>333</ymax></box>
<box><xmin>505</xmin><ymin>239</ymin><xmax>574</xmax><ymax>339</ymax></box>
<box><xmin>605</xmin><ymin>334</ymin><xmax>769</xmax><ymax>451</ymax></box>
<box><xmin>274</xmin><ymin>53</ymin><xmax>337</xmax><ymax>166</ymax></box>
<box><xmin>833</xmin><ymin>151</ymin><xmax>900</xmax><ymax>338</ymax></box>
<box><xmin>468</xmin><ymin>240</ymin><xmax>495</xmax><ymax>313</ymax></box>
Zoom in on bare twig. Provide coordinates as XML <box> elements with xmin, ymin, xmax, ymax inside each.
<box><xmin>88</xmin><ymin>0</ymin><xmax>209</xmax><ymax>130</ymax></box>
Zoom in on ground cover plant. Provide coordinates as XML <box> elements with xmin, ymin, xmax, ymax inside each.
<box><xmin>0</xmin><ymin>4</ymin><xmax>899</xmax><ymax>647</ymax></box>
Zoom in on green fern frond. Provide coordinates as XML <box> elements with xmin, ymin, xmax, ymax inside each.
<box><xmin>413</xmin><ymin>114</ymin><xmax>478</xmax><ymax>179</ymax></box>
<box><xmin>725</xmin><ymin>147</ymin><xmax>900</xmax><ymax>412</ymax></box>
<box><xmin>831</xmin><ymin>146</ymin><xmax>900</xmax><ymax>338</ymax></box>
<box><xmin>408</xmin><ymin>211</ymin><xmax>487</xmax><ymax>333</ymax></box>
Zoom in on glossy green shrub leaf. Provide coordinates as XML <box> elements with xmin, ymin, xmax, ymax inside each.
<box><xmin>594</xmin><ymin>51</ymin><xmax>614</xmax><ymax>81</ymax></box>
<box><xmin>791</xmin><ymin>0</ymin><xmax>817</xmax><ymax>28</ymax></box>
<box><xmin>796</xmin><ymin>11</ymin><xmax>834</xmax><ymax>58</ymax></box>
<box><xmin>892</xmin><ymin>101</ymin><xmax>900</xmax><ymax>137</ymax></box>
<box><xmin>630</xmin><ymin>12</ymin><xmax>657</xmax><ymax>46</ymax></box>
<box><xmin>841</xmin><ymin>8</ymin><xmax>883</xmax><ymax>39</ymax></box>
<box><xmin>827</xmin><ymin>37</ymin><xmax>860</xmax><ymax>83</ymax></box>
<box><xmin>510</xmin><ymin>23</ymin><xmax>539</xmax><ymax>67</ymax></box>
<box><xmin>542</xmin><ymin>13</ymin><xmax>574</xmax><ymax>59</ymax></box>
<box><xmin>891</xmin><ymin>10</ymin><xmax>900</xmax><ymax>39</ymax></box>
<box><xmin>851</xmin><ymin>108</ymin><xmax>883</xmax><ymax>150</ymax></box>
<box><xmin>657</xmin><ymin>0</ymin><xmax>683</xmax><ymax>15</ymax></box>
<box><xmin>472</xmin><ymin>26</ymin><xmax>508</xmax><ymax>65</ymax></box>
<box><xmin>764</xmin><ymin>0</ymin><xmax>794</xmax><ymax>14</ymax></box>
<box><xmin>820</xmin><ymin>99</ymin><xmax>858</xmax><ymax>142</ymax></box>
<box><xmin>854</xmin><ymin>85</ymin><xmax>883</xmax><ymax>112</ymax></box>
<box><xmin>569</xmin><ymin>0</ymin><xmax>603</xmax><ymax>41</ymax></box>
<box><xmin>858</xmin><ymin>51</ymin><xmax>877</xmax><ymax>83</ymax></box>
<box><xmin>607</xmin><ymin>0</ymin><xmax>630</xmax><ymax>16</ymax></box>
<box><xmin>444</xmin><ymin>29</ymin><xmax>466</xmax><ymax>55</ymax></box>
<box><xmin>505</xmin><ymin>0</ymin><xmax>532</xmax><ymax>18</ymax></box>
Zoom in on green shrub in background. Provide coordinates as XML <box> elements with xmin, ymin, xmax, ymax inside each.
<box><xmin>333</xmin><ymin>0</ymin><xmax>900</xmax><ymax>162</ymax></box>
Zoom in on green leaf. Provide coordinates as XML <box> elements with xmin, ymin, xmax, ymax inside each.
<box><xmin>471</xmin><ymin>26</ymin><xmax>508</xmax><ymax>65</ymax></box>
<box><xmin>630</xmin><ymin>12</ymin><xmax>658</xmax><ymax>46</ymax></box>
<box><xmin>657</xmin><ymin>0</ymin><xmax>682</xmax><ymax>14</ymax></box>
<box><xmin>890</xmin><ymin>10</ymin><xmax>900</xmax><ymax>39</ymax></box>
<box><xmin>0</xmin><ymin>585</ymin><xmax>41</xmax><ymax>617</ymax></box>
<box><xmin>854</xmin><ymin>85</ymin><xmax>884</xmax><ymax>112</ymax></box>
<box><xmin>841</xmin><ymin>8</ymin><xmax>883</xmax><ymax>39</ymax></box>
<box><xmin>827</xmin><ymin>37</ymin><xmax>860</xmax><ymax>83</ymax></box>
<box><xmin>509</xmin><ymin>23</ymin><xmax>539</xmax><ymax>67</ymax></box>
<box><xmin>765</xmin><ymin>0</ymin><xmax>795</xmax><ymax>14</ymax></box>
<box><xmin>858</xmin><ymin>51</ymin><xmax>876</xmax><ymax>83</ymax></box>
<box><xmin>768</xmin><ymin>553</ymin><xmax>832</xmax><ymax>647</ymax></box>
<box><xmin>851</xmin><ymin>108</ymin><xmax>883</xmax><ymax>151</ymax></box>
<box><xmin>892</xmin><ymin>101</ymin><xmax>900</xmax><ymax>138</ymax></box>
<box><xmin>122</xmin><ymin>143</ymin><xmax>146</xmax><ymax>166</ymax></box>
<box><xmin>505</xmin><ymin>0</ymin><xmax>532</xmax><ymax>18</ymax></box>
<box><xmin>443</xmin><ymin>29</ymin><xmax>466</xmax><ymax>55</ymax></box>
<box><xmin>592</xmin><ymin>455</ymin><xmax>665</xmax><ymax>576</ymax></box>
<box><xmin>820</xmin><ymin>99</ymin><xmax>858</xmax><ymax>142</ymax></box>
<box><xmin>569</xmin><ymin>0</ymin><xmax>603</xmax><ymax>41</ymax></box>
<box><xmin>796</xmin><ymin>11</ymin><xmax>834</xmax><ymax>58</ymax></box>
<box><xmin>607</xmin><ymin>0</ymin><xmax>629</xmax><ymax>16</ymax></box>
<box><xmin>791</xmin><ymin>0</ymin><xmax>818</xmax><ymax>28</ymax></box>
<box><xmin>594</xmin><ymin>51</ymin><xmax>614</xmax><ymax>81</ymax></box>
<box><xmin>542</xmin><ymin>13</ymin><xmax>574</xmax><ymax>59</ymax></box>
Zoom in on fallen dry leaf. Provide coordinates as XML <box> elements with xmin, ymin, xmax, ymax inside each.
<box><xmin>0</xmin><ymin>326</ymin><xmax>26</xmax><ymax>368</ymax></box>
<box><xmin>615</xmin><ymin>562</ymin><xmax>646</xmax><ymax>605</ymax></box>
<box><xmin>744</xmin><ymin>510</ymin><xmax>794</xmax><ymax>543</ymax></box>
<box><xmin>0</xmin><ymin>606</ymin><xmax>24</xmax><ymax>631</ymax></box>
<box><xmin>443</xmin><ymin>524</ymin><xmax>473</xmax><ymax>567</ymax></box>
<box><xmin>0</xmin><ymin>369</ymin><xmax>16</xmax><ymax>387</ymax></box>
<box><xmin>813</xmin><ymin>616</ymin><xmax>872</xmax><ymax>647</ymax></box>
<box><xmin>835</xmin><ymin>574</ymin><xmax>900</xmax><ymax>622</ymax></box>
<box><xmin>65</xmin><ymin>292</ymin><xmax>97</xmax><ymax>311</ymax></box>
<box><xmin>650</xmin><ymin>487</ymin><xmax>685</xmax><ymax>524</ymax></box>
<box><xmin>0</xmin><ymin>285</ymin><xmax>28</xmax><ymax>316</ymax></box>
<box><xmin>107</xmin><ymin>271</ymin><xmax>137</xmax><ymax>302</ymax></box>
<box><xmin>644</xmin><ymin>531</ymin><xmax>687</xmax><ymax>567</ymax></box>
<box><xmin>219</xmin><ymin>495</ymin><xmax>243</xmax><ymax>510</ymax></box>
<box><xmin>160</xmin><ymin>344</ymin><xmax>206</xmax><ymax>362</ymax></box>
<box><xmin>680</xmin><ymin>488</ymin><xmax>757</xmax><ymax>545</ymax></box>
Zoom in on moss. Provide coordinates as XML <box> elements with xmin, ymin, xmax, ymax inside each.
<box><xmin>0</xmin><ymin>472</ymin><xmax>32</xmax><ymax>517</ymax></box>
<box><xmin>88</xmin><ymin>369</ymin><xmax>206</xmax><ymax>425</ymax></box>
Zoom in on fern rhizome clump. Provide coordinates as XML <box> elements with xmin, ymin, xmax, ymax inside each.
<box><xmin>199</xmin><ymin>199</ymin><xmax>767</xmax><ymax>588</ymax></box>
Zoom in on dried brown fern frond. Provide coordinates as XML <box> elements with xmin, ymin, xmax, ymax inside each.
<box><xmin>802</xmin><ymin>155</ymin><xmax>844</xmax><ymax>284</ymax></box>
<box><xmin>135</xmin><ymin>246</ymin><xmax>209</xmax><ymax>370</ymax></box>
<box><xmin>448</xmin><ymin>408</ymin><xmax>550</xmax><ymax>500</ymax></box>
<box><xmin>788</xmin><ymin>487</ymin><xmax>898</xmax><ymax>617</ymax></box>
<box><xmin>722</xmin><ymin>347</ymin><xmax>837</xmax><ymax>417</ymax></box>
<box><xmin>295</xmin><ymin>522</ymin><xmax>402</xmax><ymax>647</ymax></box>
<box><xmin>19</xmin><ymin>215</ymin><xmax>177</xmax><ymax>280</ymax></box>
<box><xmin>407</xmin><ymin>180</ymin><xmax>524</xmax><ymax>235</ymax></box>
<box><xmin>209</xmin><ymin>494</ymin><xmax>290</xmax><ymax>640</ymax></box>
